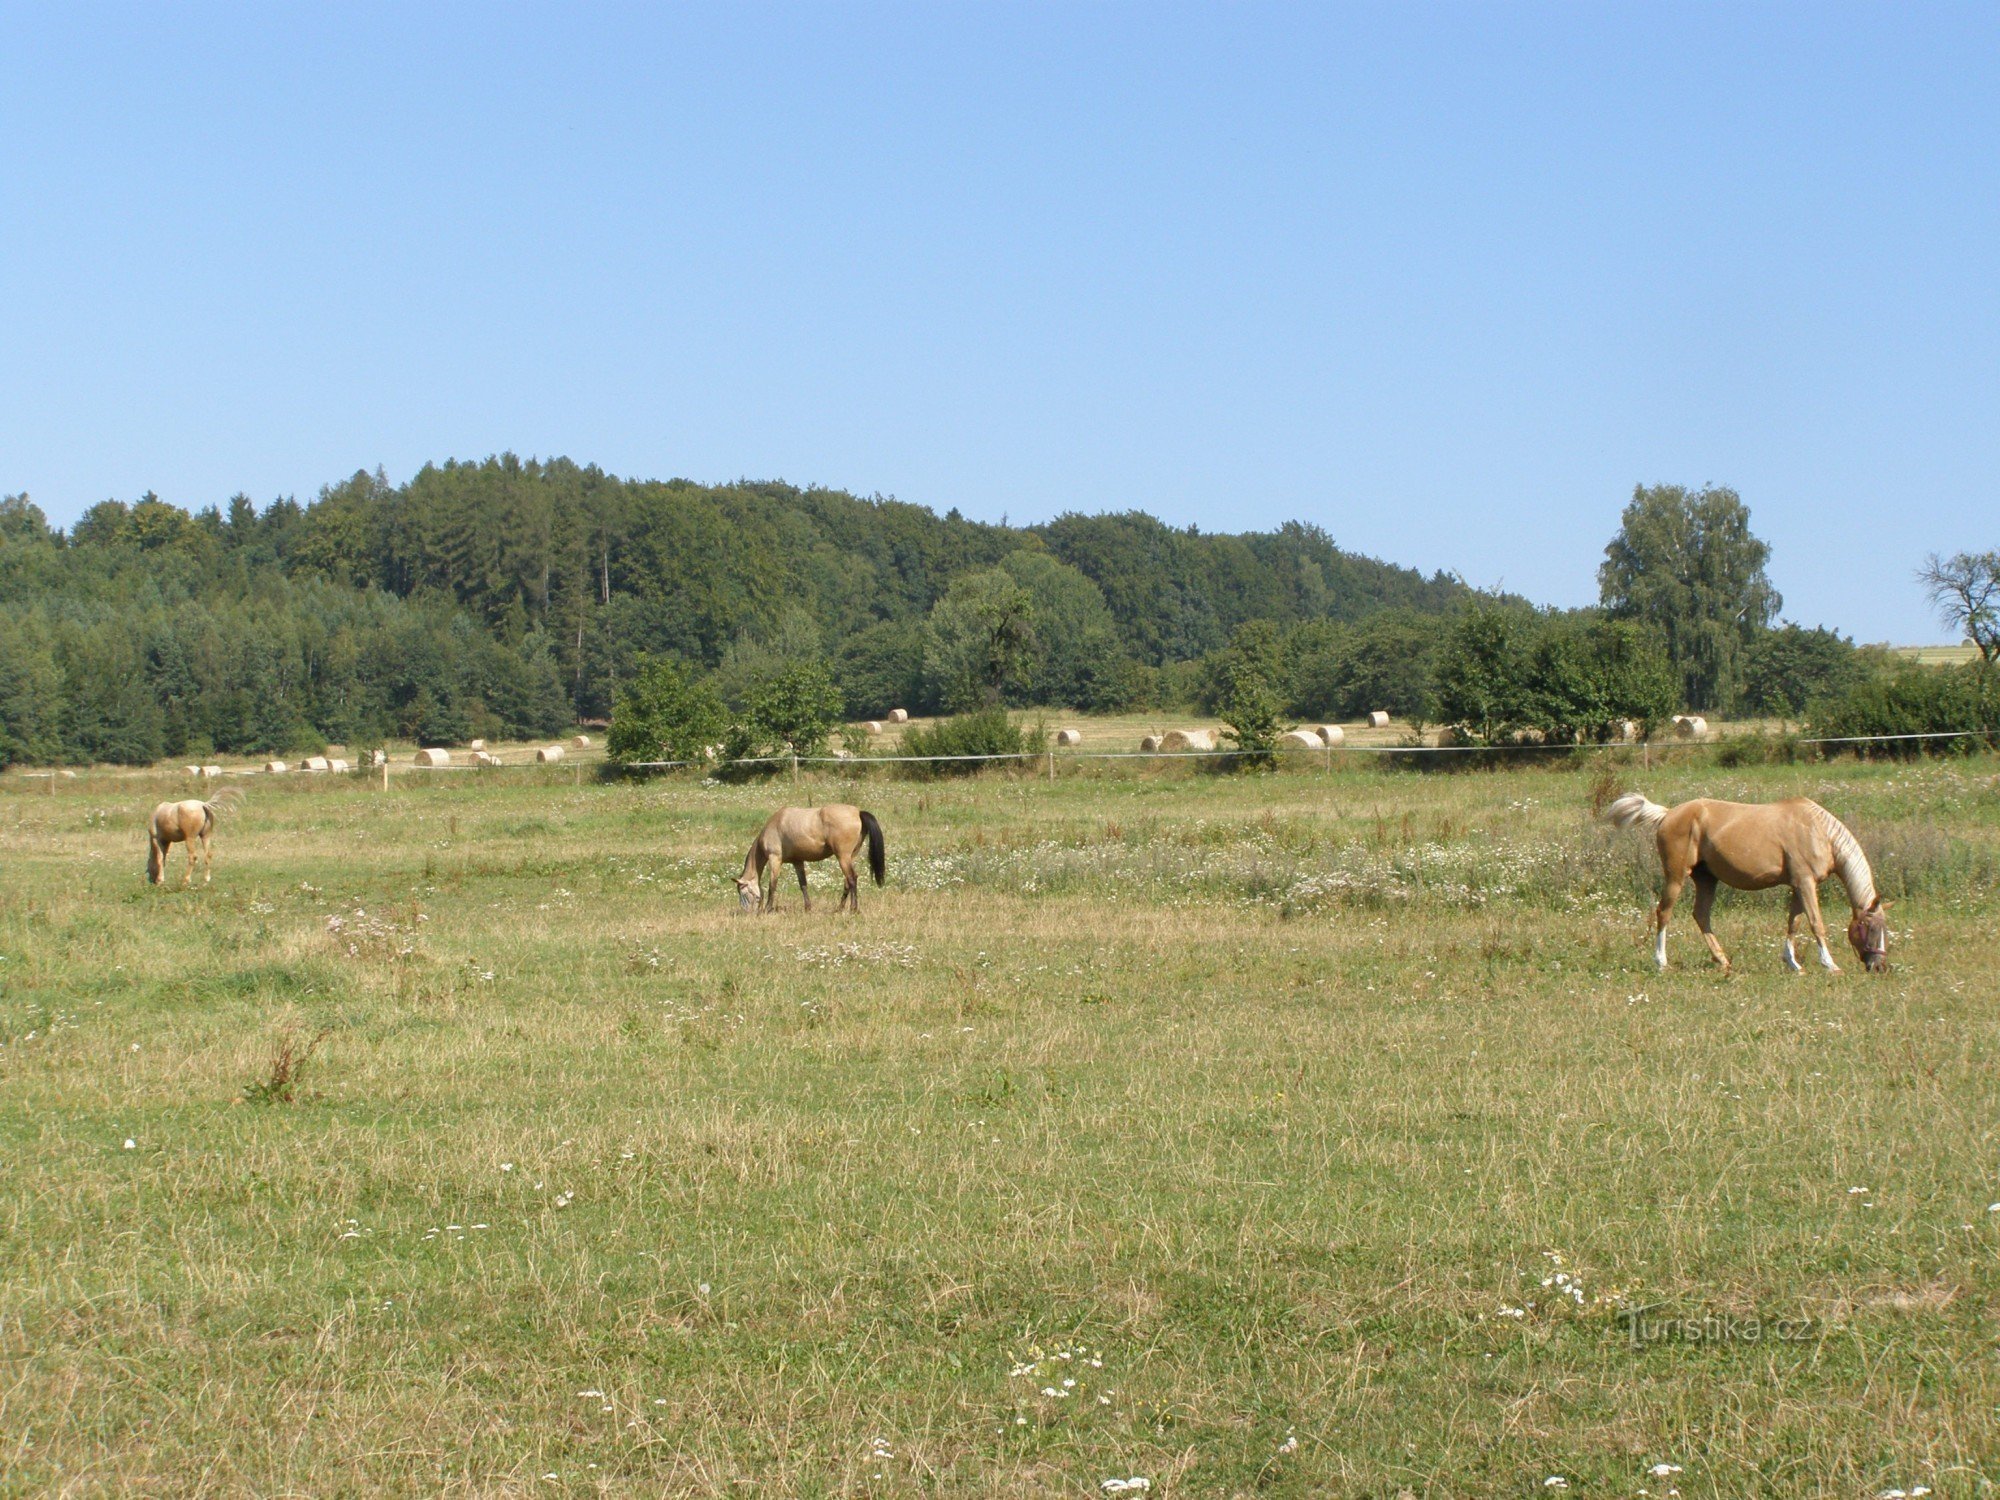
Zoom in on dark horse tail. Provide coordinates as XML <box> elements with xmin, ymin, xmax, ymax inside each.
<box><xmin>860</xmin><ymin>810</ymin><xmax>886</xmax><ymax>886</ymax></box>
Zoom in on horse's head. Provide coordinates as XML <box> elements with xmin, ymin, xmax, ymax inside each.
<box><xmin>735</xmin><ymin>873</ymin><xmax>760</xmax><ymax>912</ymax></box>
<box><xmin>1847</xmin><ymin>902</ymin><xmax>1890</xmax><ymax>972</ymax></box>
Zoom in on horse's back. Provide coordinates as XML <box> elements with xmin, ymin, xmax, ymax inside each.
<box><xmin>1673</xmin><ymin>796</ymin><xmax>1824</xmax><ymax>887</ymax></box>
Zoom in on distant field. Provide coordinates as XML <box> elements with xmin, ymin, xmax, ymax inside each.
<box><xmin>1890</xmin><ymin>643</ymin><xmax>1982</xmax><ymax>666</ymax></box>
<box><xmin>3</xmin><ymin>746</ymin><xmax>1998</xmax><ymax>1495</ymax></box>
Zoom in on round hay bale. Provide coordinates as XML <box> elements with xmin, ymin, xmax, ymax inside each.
<box><xmin>414</xmin><ymin>748</ymin><xmax>451</xmax><ymax>767</ymax></box>
<box><xmin>468</xmin><ymin>738</ymin><xmax>486</xmax><ymax>751</ymax></box>
<box><xmin>1673</xmin><ymin>715</ymin><xmax>1708</xmax><ymax>740</ymax></box>
<box><xmin>1161</xmin><ymin>728</ymin><xmax>1217</xmax><ymax>752</ymax></box>
<box><xmin>327</xmin><ymin>759</ymin><xmax>350</xmax><ymax>773</ymax></box>
<box><xmin>263</xmin><ymin>761</ymin><xmax>288</xmax><ymax>775</ymax></box>
<box><xmin>1316</xmin><ymin>725</ymin><xmax>1345</xmax><ymax>746</ymax></box>
<box><xmin>474</xmin><ymin>751</ymin><xmax>502</xmax><ymax>768</ymax></box>
<box><xmin>1055</xmin><ymin>728</ymin><xmax>1083</xmax><ymax>747</ymax></box>
<box><xmin>1279</xmin><ymin>729</ymin><xmax>1323</xmax><ymax>750</ymax></box>
<box><xmin>183</xmin><ymin>765</ymin><xmax>202</xmax><ymax>776</ymax></box>
<box><xmin>572</xmin><ymin>734</ymin><xmax>591</xmax><ymax>749</ymax></box>
<box><xmin>536</xmin><ymin>745</ymin><xmax>566</xmax><ymax>764</ymax></box>
<box><xmin>1367</xmin><ymin>710</ymin><xmax>1391</xmax><ymax>729</ymax></box>
<box><xmin>862</xmin><ymin>721</ymin><xmax>884</xmax><ymax>736</ymax></box>
<box><xmin>1139</xmin><ymin>735</ymin><xmax>1163</xmax><ymax>753</ymax></box>
<box><xmin>302</xmin><ymin>755</ymin><xmax>331</xmax><ymax>773</ymax></box>
<box><xmin>198</xmin><ymin>764</ymin><xmax>224</xmax><ymax>778</ymax></box>
<box><xmin>887</xmin><ymin>708</ymin><xmax>909</xmax><ymax>724</ymax></box>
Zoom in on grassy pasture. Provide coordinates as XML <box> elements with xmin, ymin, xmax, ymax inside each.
<box><xmin>2</xmin><ymin>749</ymin><xmax>1999</xmax><ymax>1497</ymax></box>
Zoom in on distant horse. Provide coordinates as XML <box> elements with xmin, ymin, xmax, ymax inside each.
<box><xmin>147</xmin><ymin>787</ymin><xmax>242</xmax><ymax>887</ymax></box>
<box><xmin>736</xmin><ymin>805</ymin><xmax>885</xmax><ymax>913</ymax></box>
<box><xmin>1604</xmin><ymin>793</ymin><xmax>1888</xmax><ymax>974</ymax></box>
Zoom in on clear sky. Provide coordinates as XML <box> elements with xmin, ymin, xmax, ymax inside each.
<box><xmin>3</xmin><ymin>4</ymin><xmax>1994</xmax><ymax>643</ymax></box>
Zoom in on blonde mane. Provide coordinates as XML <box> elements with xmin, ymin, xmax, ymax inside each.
<box><xmin>1813</xmin><ymin>804</ymin><xmax>1877</xmax><ymax>910</ymax></box>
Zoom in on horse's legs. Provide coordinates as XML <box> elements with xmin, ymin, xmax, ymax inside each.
<box><xmin>180</xmin><ymin>836</ymin><xmax>197</xmax><ymax>889</ymax></box>
<box><xmin>1798</xmin><ymin>876</ymin><xmax>1840</xmax><ymax>971</ymax></box>
<box><xmin>1652</xmin><ymin>869</ymin><xmax>1686</xmax><ymax>971</ymax></box>
<box><xmin>200</xmin><ymin>831</ymin><xmax>213</xmax><ymax>885</ymax></box>
<box><xmin>837</xmin><ymin>848</ymin><xmax>858</xmax><ymax>913</ymax></box>
<box><xmin>1690</xmin><ymin>870</ymin><xmax>1729</xmax><ymax>972</ymax></box>
<box><xmin>1783</xmin><ymin>890</ymin><xmax>1806</xmax><ymax>972</ymax></box>
<box><xmin>795</xmin><ymin>860</ymin><xmax>811</xmax><ymax>912</ymax></box>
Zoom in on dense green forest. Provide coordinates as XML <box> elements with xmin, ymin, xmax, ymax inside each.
<box><xmin>0</xmin><ymin>458</ymin><xmax>1467</xmax><ymax>766</ymax></box>
<box><xmin>4</xmin><ymin>462</ymin><xmax>1979</xmax><ymax>769</ymax></box>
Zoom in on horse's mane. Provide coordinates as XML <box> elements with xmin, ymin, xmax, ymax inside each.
<box><xmin>1812</xmin><ymin>804</ymin><xmax>1877</xmax><ymax>910</ymax></box>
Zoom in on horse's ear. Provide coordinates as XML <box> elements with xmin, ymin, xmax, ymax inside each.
<box><xmin>1872</xmin><ymin>896</ymin><xmax>1889</xmax><ymax>911</ymax></box>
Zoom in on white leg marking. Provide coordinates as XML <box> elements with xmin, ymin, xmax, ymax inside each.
<box><xmin>1817</xmin><ymin>940</ymin><xmax>1840</xmax><ymax>972</ymax></box>
<box><xmin>1782</xmin><ymin>939</ymin><xmax>1802</xmax><ymax>973</ymax></box>
<box><xmin>1654</xmin><ymin>927</ymin><xmax>1668</xmax><ymax>970</ymax></box>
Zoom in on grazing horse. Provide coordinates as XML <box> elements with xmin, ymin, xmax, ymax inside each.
<box><xmin>1604</xmin><ymin>792</ymin><xmax>1888</xmax><ymax>974</ymax></box>
<box><xmin>736</xmin><ymin>805</ymin><xmax>885</xmax><ymax>913</ymax></box>
<box><xmin>147</xmin><ymin>787</ymin><xmax>242</xmax><ymax>887</ymax></box>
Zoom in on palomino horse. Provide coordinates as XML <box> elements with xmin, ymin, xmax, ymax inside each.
<box><xmin>736</xmin><ymin>805</ymin><xmax>885</xmax><ymax>913</ymax></box>
<box><xmin>147</xmin><ymin>787</ymin><xmax>242</xmax><ymax>887</ymax></box>
<box><xmin>1605</xmin><ymin>792</ymin><xmax>1888</xmax><ymax>974</ymax></box>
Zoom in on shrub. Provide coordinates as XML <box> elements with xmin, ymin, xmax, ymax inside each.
<box><xmin>1808</xmin><ymin>663</ymin><xmax>2000</xmax><ymax>756</ymax></box>
<box><xmin>899</xmin><ymin>709</ymin><xmax>1045</xmax><ymax>778</ymax></box>
<box><xmin>608</xmin><ymin>657</ymin><xmax>728</xmax><ymax>765</ymax></box>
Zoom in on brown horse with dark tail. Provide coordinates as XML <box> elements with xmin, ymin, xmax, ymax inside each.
<box><xmin>736</xmin><ymin>805</ymin><xmax>885</xmax><ymax>913</ymax></box>
<box><xmin>1604</xmin><ymin>792</ymin><xmax>1888</xmax><ymax>974</ymax></box>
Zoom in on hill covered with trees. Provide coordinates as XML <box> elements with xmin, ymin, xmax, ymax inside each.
<box><xmin>0</xmin><ymin>457</ymin><xmax>1469</xmax><ymax>766</ymax></box>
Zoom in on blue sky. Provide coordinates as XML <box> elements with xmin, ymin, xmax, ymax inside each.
<box><xmin>2</xmin><ymin>4</ymin><xmax>1993</xmax><ymax>643</ymax></box>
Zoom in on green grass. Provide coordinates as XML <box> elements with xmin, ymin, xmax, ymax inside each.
<box><xmin>3</xmin><ymin>750</ymin><xmax>1999</xmax><ymax>1496</ymax></box>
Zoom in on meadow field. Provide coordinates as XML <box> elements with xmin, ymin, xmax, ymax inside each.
<box><xmin>3</xmin><ymin>745</ymin><xmax>1999</xmax><ymax>1497</ymax></box>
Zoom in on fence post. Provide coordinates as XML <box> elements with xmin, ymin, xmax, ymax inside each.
<box><xmin>382</xmin><ymin>757</ymin><xmax>389</xmax><ymax>793</ymax></box>
<box><xmin>791</xmin><ymin>754</ymin><xmax>800</xmax><ymax>784</ymax></box>
<box><xmin>1046</xmin><ymin>749</ymin><xmax>1055</xmax><ymax>781</ymax></box>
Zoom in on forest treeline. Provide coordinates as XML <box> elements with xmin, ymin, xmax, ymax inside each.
<box><xmin>1</xmin><ymin>461</ymin><xmax>1984</xmax><ymax>768</ymax></box>
<box><xmin>0</xmin><ymin>457</ymin><xmax>1463</xmax><ymax>766</ymax></box>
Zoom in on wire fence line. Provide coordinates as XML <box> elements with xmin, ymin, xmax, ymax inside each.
<box><xmin>13</xmin><ymin>727</ymin><xmax>1998</xmax><ymax>786</ymax></box>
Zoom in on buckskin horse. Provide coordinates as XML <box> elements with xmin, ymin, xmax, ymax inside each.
<box><xmin>147</xmin><ymin>787</ymin><xmax>242</xmax><ymax>888</ymax></box>
<box><xmin>1604</xmin><ymin>792</ymin><xmax>1888</xmax><ymax>973</ymax></box>
<box><xmin>735</xmin><ymin>805</ymin><xmax>886</xmax><ymax>914</ymax></box>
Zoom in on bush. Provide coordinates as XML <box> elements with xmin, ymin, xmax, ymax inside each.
<box><xmin>1808</xmin><ymin>663</ymin><xmax>2000</xmax><ymax>756</ymax></box>
<box><xmin>899</xmin><ymin>709</ymin><xmax>1046</xmax><ymax>778</ymax></box>
<box><xmin>608</xmin><ymin>657</ymin><xmax>727</xmax><ymax>765</ymax></box>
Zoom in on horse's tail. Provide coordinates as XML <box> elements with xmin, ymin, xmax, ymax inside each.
<box><xmin>146</xmin><ymin>832</ymin><xmax>164</xmax><ymax>884</ymax></box>
<box><xmin>1603</xmin><ymin>792</ymin><xmax>1670</xmax><ymax>833</ymax></box>
<box><xmin>204</xmin><ymin>786</ymin><xmax>244</xmax><ymax>819</ymax></box>
<box><xmin>860</xmin><ymin>810</ymin><xmax>886</xmax><ymax>886</ymax></box>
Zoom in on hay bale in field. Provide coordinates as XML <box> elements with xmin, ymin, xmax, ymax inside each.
<box><xmin>327</xmin><ymin>759</ymin><xmax>350</xmax><ymax>773</ymax></box>
<box><xmin>1055</xmin><ymin>728</ymin><xmax>1083</xmax><ymax>747</ymax></box>
<box><xmin>861</xmin><ymin>721</ymin><xmax>884</xmax><ymax>736</ymax></box>
<box><xmin>1315</xmin><ymin>725</ymin><xmax>1345</xmax><ymax>746</ymax></box>
<box><xmin>264</xmin><ymin>761</ymin><xmax>288</xmax><ymax>775</ymax></box>
<box><xmin>1161</xmin><ymin>728</ymin><xmax>1217</xmax><ymax>752</ymax></box>
<box><xmin>414</xmin><ymin>748</ymin><xmax>451</xmax><ymax>767</ymax></box>
<box><xmin>184</xmin><ymin>765</ymin><xmax>202</xmax><ymax>776</ymax></box>
<box><xmin>302</xmin><ymin>755</ymin><xmax>331</xmax><ymax>773</ymax></box>
<box><xmin>1615</xmin><ymin>719</ymin><xmax>1641</xmax><ymax>743</ymax></box>
<box><xmin>887</xmin><ymin>708</ymin><xmax>909</xmax><ymax>723</ymax></box>
<box><xmin>1368</xmin><ymin>710</ymin><xmax>1391</xmax><ymax>729</ymax></box>
<box><xmin>536</xmin><ymin>745</ymin><xmax>566</xmax><ymax>764</ymax></box>
<box><xmin>572</xmin><ymin>734</ymin><xmax>591</xmax><ymax>749</ymax></box>
<box><xmin>468</xmin><ymin>738</ymin><xmax>485</xmax><ymax>751</ymax></box>
<box><xmin>1139</xmin><ymin>735</ymin><xmax>1163</xmax><ymax>753</ymax></box>
<box><xmin>1279</xmin><ymin>729</ymin><xmax>1323</xmax><ymax>750</ymax></box>
<box><xmin>474</xmin><ymin>751</ymin><xmax>503</xmax><ymax>768</ymax></box>
<box><xmin>1673</xmin><ymin>715</ymin><xmax>1708</xmax><ymax>740</ymax></box>
<box><xmin>197</xmin><ymin>764</ymin><xmax>223</xmax><ymax>778</ymax></box>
